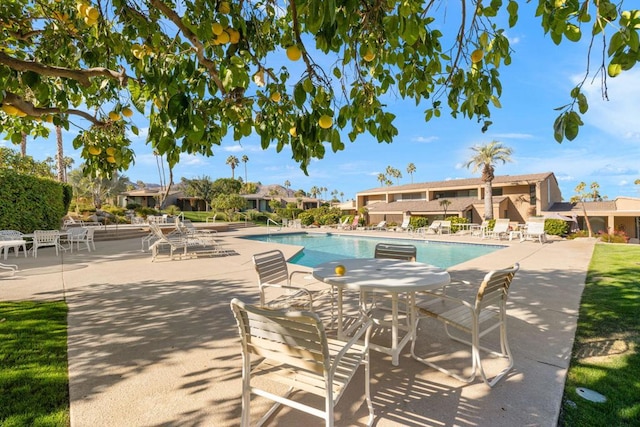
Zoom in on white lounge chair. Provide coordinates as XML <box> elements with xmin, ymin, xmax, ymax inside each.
<box><xmin>230</xmin><ymin>298</ymin><xmax>374</xmax><ymax>427</ymax></box>
<box><xmin>485</xmin><ymin>218</ymin><xmax>510</xmax><ymax>240</ymax></box>
<box><xmin>522</xmin><ymin>220</ymin><xmax>547</xmax><ymax>243</ymax></box>
<box><xmin>395</xmin><ymin>218</ymin><xmax>412</xmax><ymax>232</ymax></box>
<box><xmin>368</xmin><ymin>220</ymin><xmax>387</xmax><ymax>231</ymax></box>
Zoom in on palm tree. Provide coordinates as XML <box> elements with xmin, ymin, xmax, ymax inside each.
<box><xmin>439</xmin><ymin>199</ymin><xmax>451</xmax><ymax>219</ymax></box>
<box><xmin>56</xmin><ymin>125</ymin><xmax>65</xmax><ymax>182</ymax></box>
<box><xmin>310</xmin><ymin>185</ymin><xmax>320</xmax><ymax>198</ymax></box>
<box><xmin>465</xmin><ymin>140</ymin><xmax>513</xmax><ymax>220</ymax></box>
<box><xmin>377</xmin><ymin>173</ymin><xmax>386</xmax><ymax>186</ymax></box>
<box><xmin>241</xmin><ymin>155</ymin><xmax>249</xmax><ymax>182</ymax></box>
<box><xmin>226</xmin><ymin>155</ymin><xmax>239</xmax><ymax>179</ymax></box>
<box><xmin>570</xmin><ymin>181</ymin><xmax>602</xmax><ymax>238</ymax></box>
<box><xmin>407</xmin><ymin>163</ymin><xmax>416</xmax><ymax>183</ymax></box>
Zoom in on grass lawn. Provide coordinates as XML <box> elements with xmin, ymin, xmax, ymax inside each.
<box><xmin>559</xmin><ymin>244</ymin><xmax>640</xmax><ymax>426</ymax></box>
<box><xmin>0</xmin><ymin>301</ymin><xmax>69</xmax><ymax>427</ymax></box>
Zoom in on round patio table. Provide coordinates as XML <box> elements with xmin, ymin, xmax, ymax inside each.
<box><xmin>313</xmin><ymin>258</ymin><xmax>450</xmax><ymax>365</ymax></box>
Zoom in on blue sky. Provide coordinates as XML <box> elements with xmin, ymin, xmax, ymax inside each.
<box><xmin>5</xmin><ymin>4</ymin><xmax>640</xmax><ymax>203</ymax></box>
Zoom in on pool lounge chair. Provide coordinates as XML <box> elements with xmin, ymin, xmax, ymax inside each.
<box><xmin>367</xmin><ymin>220</ymin><xmax>387</xmax><ymax>231</ymax></box>
<box><xmin>343</xmin><ymin>215</ymin><xmax>360</xmax><ymax>230</ymax></box>
<box><xmin>395</xmin><ymin>218</ymin><xmax>412</xmax><ymax>232</ymax></box>
<box><xmin>522</xmin><ymin>220</ymin><xmax>547</xmax><ymax>243</ymax></box>
<box><xmin>485</xmin><ymin>218</ymin><xmax>510</xmax><ymax>240</ymax></box>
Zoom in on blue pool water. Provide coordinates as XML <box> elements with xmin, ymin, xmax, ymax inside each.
<box><xmin>243</xmin><ymin>233</ymin><xmax>504</xmax><ymax>268</ymax></box>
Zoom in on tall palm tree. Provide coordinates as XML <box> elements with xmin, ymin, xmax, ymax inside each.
<box><xmin>407</xmin><ymin>163</ymin><xmax>416</xmax><ymax>183</ymax></box>
<box><xmin>226</xmin><ymin>155</ymin><xmax>239</xmax><ymax>179</ymax></box>
<box><xmin>465</xmin><ymin>140</ymin><xmax>513</xmax><ymax>220</ymax></box>
<box><xmin>309</xmin><ymin>185</ymin><xmax>320</xmax><ymax>198</ymax></box>
<box><xmin>439</xmin><ymin>199</ymin><xmax>451</xmax><ymax>219</ymax></box>
<box><xmin>377</xmin><ymin>173</ymin><xmax>386</xmax><ymax>187</ymax></box>
<box><xmin>56</xmin><ymin>125</ymin><xmax>65</xmax><ymax>182</ymax></box>
<box><xmin>241</xmin><ymin>155</ymin><xmax>249</xmax><ymax>182</ymax></box>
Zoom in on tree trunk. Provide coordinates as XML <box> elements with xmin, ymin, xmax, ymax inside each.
<box><xmin>484</xmin><ymin>181</ymin><xmax>493</xmax><ymax>220</ymax></box>
<box><xmin>20</xmin><ymin>133</ymin><xmax>27</xmax><ymax>156</ymax></box>
<box><xmin>581</xmin><ymin>201</ymin><xmax>594</xmax><ymax>238</ymax></box>
<box><xmin>56</xmin><ymin>125</ymin><xmax>65</xmax><ymax>182</ymax></box>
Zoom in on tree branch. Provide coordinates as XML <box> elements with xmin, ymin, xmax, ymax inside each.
<box><xmin>0</xmin><ymin>52</ymin><xmax>128</xmax><ymax>87</ymax></box>
<box><xmin>150</xmin><ymin>0</ymin><xmax>226</xmax><ymax>94</ymax></box>
<box><xmin>3</xmin><ymin>91</ymin><xmax>105</xmax><ymax>126</ymax></box>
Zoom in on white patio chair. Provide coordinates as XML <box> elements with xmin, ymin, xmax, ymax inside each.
<box><xmin>32</xmin><ymin>230</ymin><xmax>60</xmax><ymax>257</ymax></box>
<box><xmin>252</xmin><ymin>249</ymin><xmax>329</xmax><ymax>312</ymax></box>
<box><xmin>412</xmin><ymin>263</ymin><xmax>520</xmax><ymax>387</ymax></box>
<box><xmin>230</xmin><ymin>298</ymin><xmax>374</xmax><ymax>427</ymax></box>
<box><xmin>66</xmin><ymin>227</ymin><xmax>93</xmax><ymax>252</ymax></box>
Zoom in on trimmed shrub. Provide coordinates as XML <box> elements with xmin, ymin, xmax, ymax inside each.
<box><xmin>0</xmin><ymin>170</ymin><xmax>67</xmax><ymax>232</ymax></box>
<box><xmin>545</xmin><ymin>219</ymin><xmax>569</xmax><ymax>236</ymax></box>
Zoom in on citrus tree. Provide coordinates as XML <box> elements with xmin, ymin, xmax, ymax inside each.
<box><xmin>1</xmin><ymin>0</ymin><xmax>638</xmax><ymax>177</ymax></box>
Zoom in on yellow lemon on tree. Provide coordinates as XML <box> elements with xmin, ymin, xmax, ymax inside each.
<box><xmin>2</xmin><ymin>104</ymin><xmax>27</xmax><ymax>117</ymax></box>
<box><xmin>108</xmin><ymin>111</ymin><xmax>121</xmax><ymax>121</ymax></box>
<box><xmin>105</xmin><ymin>147</ymin><xmax>116</xmax><ymax>156</ymax></box>
<box><xmin>44</xmin><ymin>115</ymin><xmax>54</xmax><ymax>123</ymax></box>
<box><xmin>363</xmin><ymin>50</ymin><xmax>376</xmax><ymax>62</ymax></box>
<box><xmin>318</xmin><ymin>115</ymin><xmax>333</xmax><ymax>129</ymax></box>
<box><xmin>88</xmin><ymin>146</ymin><xmax>101</xmax><ymax>155</ymax></box>
<box><xmin>218</xmin><ymin>1</ymin><xmax>231</xmax><ymax>14</ymax></box>
<box><xmin>122</xmin><ymin>107</ymin><xmax>133</xmax><ymax>117</ymax></box>
<box><xmin>471</xmin><ymin>49</ymin><xmax>484</xmax><ymax>63</ymax></box>
<box><xmin>76</xmin><ymin>3</ymin><xmax>88</xmax><ymax>16</ymax></box>
<box><xmin>216</xmin><ymin>30</ymin><xmax>230</xmax><ymax>44</ymax></box>
<box><xmin>85</xmin><ymin>6</ymin><xmax>99</xmax><ymax>20</ymax></box>
<box><xmin>334</xmin><ymin>264</ymin><xmax>346</xmax><ymax>276</ymax></box>
<box><xmin>289</xmin><ymin>126</ymin><xmax>297</xmax><ymax>137</ymax></box>
<box><xmin>228</xmin><ymin>28</ymin><xmax>240</xmax><ymax>44</ymax></box>
<box><xmin>106</xmin><ymin>156</ymin><xmax>117</xmax><ymax>164</ymax></box>
<box><xmin>286</xmin><ymin>45</ymin><xmax>302</xmax><ymax>61</ymax></box>
<box><xmin>212</xmin><ymin>22</ymin><xmax>224</xmax><ymax>36</ymax></box>
<box><xmin>270</xmin><ymin>92</ymin><xmax>281</xmax><ymax>102</ymax></box>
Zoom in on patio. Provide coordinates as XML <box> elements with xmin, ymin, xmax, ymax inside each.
<box><xmin>0</xmin><ymin>227</ymin><xmax>595</xmax><ymax>426</ymax></box>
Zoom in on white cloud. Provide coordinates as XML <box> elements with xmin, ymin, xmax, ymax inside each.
<box><xmin>491</xmin><ymin>133</ymin><xmax>534</xmax><ymax>139</ymax></box>
<box><xmin>577</xmin><ymin>70</ymin><xmax>640</xmax><ymax>141</ymax></box>
<box><xmin>411</xmin><ymin>136</ymin><xmax>439</xmax><ymax>143</ymax></box>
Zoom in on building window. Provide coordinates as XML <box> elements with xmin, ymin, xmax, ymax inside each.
<box><xmin>434</xmin><ymin>189</ymin><xmax>478</xmax><ymax>198</ymax></box>
<box><xmin>529</xmin><ymin>184</ymin><xmax>536</xmax><ymax>205</ymax></box>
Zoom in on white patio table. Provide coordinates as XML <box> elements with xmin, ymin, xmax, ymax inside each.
<box><xmin>313</xmin><ymin>258</ymin><xmax>450</xmax><ymax>365</ymax></box>
<box><xmin>0</xmin><ymin>239</ymin><xmax>28</xmax><ymax>260</ymax></box>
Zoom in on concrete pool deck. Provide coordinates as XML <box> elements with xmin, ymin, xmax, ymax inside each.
<box><xmin>0</xmin><ymin>226</ymin><xmax>596</xmax><ymax>426</ymax></box>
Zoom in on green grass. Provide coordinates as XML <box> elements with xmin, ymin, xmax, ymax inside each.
<box><xmin>0</xmin><ymin>301</ymin><xmax>70</xmax><ymax>427</ymax></box>
<box><xmin>181</xmin><ymin>211</ymin><xmax>216</xmax><ymax>222</ymax></box>
<box><xmin>559</xmin><ymin>244</ymin><xmax>640</xmax><ymax>426</ymax></box>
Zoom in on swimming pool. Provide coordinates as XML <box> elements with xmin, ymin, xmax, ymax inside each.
<box><xmin>243</xmin><ymin>232</ymin><xmax>505</xmax><ymax>268</ymax></box>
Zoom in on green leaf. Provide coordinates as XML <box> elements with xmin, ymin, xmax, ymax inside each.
<box><xmin>507</xmin><ymin>0</ymin><xmax>519</xmax><ymax>27</ymax></box>
<box><xmin>293</xmin><ymin>83</ymin><xmax>306</xmax><ymax>107</ymax></box>
<box><xmin>577</xmin><ymin>94</ymin><xmax>588</xmax><ymax>114</ymax></box>
<box><xmin>553</xmin><ymin>114</ymin><xmax>565</xmax><ymax>143</ymax></box>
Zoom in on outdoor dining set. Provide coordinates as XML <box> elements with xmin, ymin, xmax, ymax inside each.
<box><xmin>232</xmin><ymin>242</ymin><xmax>520</xmax><ymax>426</ymax></box>
<box><xmin>0</xmin><ymin>227</ymin><xmax>96</xmax><ymax>260</ymax></box>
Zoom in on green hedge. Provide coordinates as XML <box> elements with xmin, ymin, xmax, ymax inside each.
<box><xmin>0</xmin><ymin>170</ymin><xmax>69</xmax><ymax>233</ymax></box>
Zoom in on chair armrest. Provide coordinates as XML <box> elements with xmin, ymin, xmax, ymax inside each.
<box><xmin>289</xmin><ymin>270</ymin><xmax>315</xmax><ymax>283</ymax></box>
<box><xmin>328</xmin><ymin>317</ymin><xmax>373</xmax><ymax>376</ymax></box>
<box><xmin>260</xmin><ymin>283</ymin><xmax>314</xmax><ymax>304</ymax></box>
<box><xmin>416</xmin><ymin>291</ymin><xmax>474</xmax><ymax>310</ymax></box>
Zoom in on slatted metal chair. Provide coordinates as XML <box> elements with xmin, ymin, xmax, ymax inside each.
<box><xmin>230</xmin><ymin>298</ymin><xmax>374</xmax><ymax>427</ymax></box>
<box><xmin>374</xmin><ymin>243</ymin><xmax>417</xmax><ymax>262</ymax></box>
<box><xmin>367</xmin><ymin>243</ymin><xmax>418</xmax><ymax>311</ymax></box>
<box><xmin>411</xmin><ymin>263</ymin><xmax>520</xmax><ymax>387</ymax></box>
<box><xmin>32</xmin><ymin>230</ymin><xmax>60</xmax><ymax>257</ymax></box>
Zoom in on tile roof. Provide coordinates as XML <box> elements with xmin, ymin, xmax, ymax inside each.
<box><xmin>366</xmin><ymin>196</ymin><xmax>508</xmax><ymax>213</ymax></box>
<box><xmin>359</xmin><ymin>172</ymin><xmax>555</xmax><ymax>194</ymax></box>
